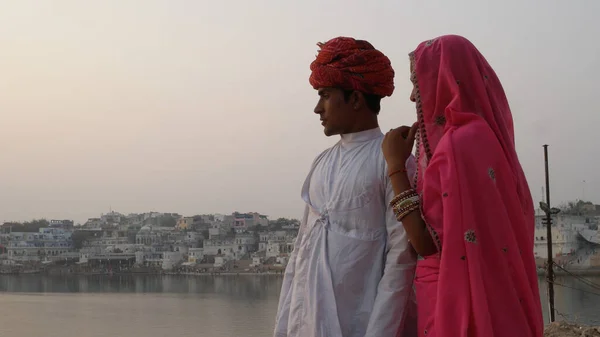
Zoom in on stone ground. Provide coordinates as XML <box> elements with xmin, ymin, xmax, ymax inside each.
<box><xmin>545</xmin><ymin>322</ymin><xmax>600</xmax><ymax>337</ymax></box>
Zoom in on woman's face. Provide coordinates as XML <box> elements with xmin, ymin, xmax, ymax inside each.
<box><xmin>409</xmin><ymin>61</ymin><xmax>417</xmax><ymax>103</ymax></box>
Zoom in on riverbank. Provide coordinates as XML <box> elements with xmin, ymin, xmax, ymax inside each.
<box><xmin>537</xmin><ymin>268</ymin><xmax>600</xmax><ymax>276</ymax></box>
<box><xmin>4</xmin><ymin>268</ymin><xmax>600</xmax><ymax>277</ymax></box>
<box><xmin>545</xmin><ymin>321</ymin><xmax>600</xmax><ymax>336</ymax></box>
<box><xmin>0</xmin><ymin>268</ymin><xmax>286</xmax><ymax>277</ymax></box>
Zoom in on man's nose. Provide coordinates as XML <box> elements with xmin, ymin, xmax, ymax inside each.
<box><xmin>314</xmin><ymin>104</ymin><xmax>323</xmax><ymax>114</ymax></box>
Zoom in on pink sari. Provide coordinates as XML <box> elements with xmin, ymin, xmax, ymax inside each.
<box><xmin>410</xmin><ymin>35</ymin><xmax>544</xmax><ymax>337</ymax></box>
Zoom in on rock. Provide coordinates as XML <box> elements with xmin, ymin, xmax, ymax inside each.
<box><xmin>544</xmin><ymin>322</ymin><xmax>600</xmax><ymax>337</ymax></box>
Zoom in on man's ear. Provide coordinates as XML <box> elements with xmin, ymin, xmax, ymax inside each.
<box><xmin>351</xmin><ymin>91</ymin><xmax>363</xmax><ymax>110</ymax></box>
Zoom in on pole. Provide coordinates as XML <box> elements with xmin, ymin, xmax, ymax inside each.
<box><xmin>543</xmin><ymin>144</ymin><xmax>556</xmax><ymax>322</ymax></box>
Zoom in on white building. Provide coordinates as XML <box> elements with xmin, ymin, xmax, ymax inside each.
<box><xmin>533</xmin><ymin>226</ymin><xmax>574</xmax><ymax>258</ymax></box>
<box><xmin>162</xmin><ymin>251</ymin><xmax>183</xmax><ymax>270</ymax></box>
<box><xmin>7</xmin><ymin>229</ymin><xmax>74</xmax><ymax>262</ymax></box>
<box><xmin>204</xmin><ymin>239</ymin><xmax>236</xmax><ymax>258</ymax></box>
<box><xmin>234</xmin><ymin>233</ymin><xmax>257</xmax><ymax>254</ymax></box>
<box><xmin>266</xmin><ymin>239</ymin><xmax>294</xmax><ymax>258</ymax></box>
<box><xmin>208</xmin><ymin>223</ymin><xmax>229</xmax><ymax>240</ymax></box>
<box><xmin>188</xmin><ymin>248</ymin><xmax>204</xmax><ymax>263</ymax></box>
<box><xmin>203</xmin><ymin>239</ymin><xmax>250</xmax><ymax>260</ymax></box>
<box><xmin>135</xmin><ymin>250</ymin><xmax>163</xmax><ymax>267</ymax></box>
<box><xmin>214</xmin><ymin>255</ymin><xmax>229</xmax><ymax>268</ymax></box>
<box><xmin>259</xmin><ymin>230</ymin><xmax>296</xmax><ymax>256</ymax></box>
<box><xmin>184</xmin><ymin>232</ymin><xmax>203</xmax><ymax>247</ymax></box>
<box><xmin>250</xmin><ymin>256</ymin><xmax>263</xmax><ymax>267</ymax></box>
<box><xmin>135</xmin><ymin>226</ymin><xmax>166</xmax><ymax>245</ymax></box>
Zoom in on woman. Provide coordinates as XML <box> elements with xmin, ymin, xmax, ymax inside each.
<box><xmin>382</xmin><ymin>35</ymin><xmax>544</xmax><ymax>337</ymax></box>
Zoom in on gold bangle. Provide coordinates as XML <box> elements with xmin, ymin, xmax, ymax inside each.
<box><xmin>389</xmin><ymin>189</ymin><xmax>418</xmax><ymax>207</ymax></box>
<box><xmin>393</xmin><ymin>195</ymin><xmax>420</xmax><ymax>210</ymax></box>
<box><xmin>393</xmin><ymin>198</ymin><xmax>420</xmax><ymax>218</ymax></box>
<box><xmin>396</xmin><ymin>202</ymin><xmax>421</xmax><ymax>221</ymax></box>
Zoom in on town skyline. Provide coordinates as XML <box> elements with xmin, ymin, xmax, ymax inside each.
<box><xmin>1</xmin><ymin>209</ymin><xmax>301</xmax><ymax>227</ymax></box>
<box><xmin>1</xmin><ymin>210</ymin><xmax>300</xmax><ymax>276</ymax></box>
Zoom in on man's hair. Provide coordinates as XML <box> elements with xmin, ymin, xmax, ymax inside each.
<box><xmin>343</xmin><ymin>90</ymin><xmax>382</xmax><ymax>114</ymax></box>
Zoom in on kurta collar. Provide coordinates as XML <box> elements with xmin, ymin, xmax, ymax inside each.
<box><xmin>340</xmin><ymin>127</ymin><xmax>382</xmax><ymax>145</ymax></box>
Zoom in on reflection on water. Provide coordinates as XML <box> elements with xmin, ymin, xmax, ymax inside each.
<box><xmin>539</xmin><ymin>275</ymin><xmax>600</xmax><ymax>325</ymax></box>
<box><xmin>0</xmin><ymin>275</ymin><xmax>284</xmax><ymax>337</ymax></box>
<box><xmin>0</xmin><ymin>274</ymin><xmax>283</xmax><ymax>299</ymax></box>
<box><xmin>0</xmin><ymin>274</ymin><xmax>598</xmax><ymax>337</ymax></box>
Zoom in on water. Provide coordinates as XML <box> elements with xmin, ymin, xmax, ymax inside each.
<box><xmin>0</xmin><ymin>274</ymin><xmax>598</xmax><ymax>337</ymax></box>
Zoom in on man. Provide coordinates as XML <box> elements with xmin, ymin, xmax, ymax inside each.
<box><xmin>273</xmin><ymin>37</ymin><xmax>418</xmax><ymax>337</ymax></box>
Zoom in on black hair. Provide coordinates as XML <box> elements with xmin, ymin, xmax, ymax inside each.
<box><xmin>343</xmin><ymin>90</ymin><xmax>382</xmax><ymax>114</ymax></box>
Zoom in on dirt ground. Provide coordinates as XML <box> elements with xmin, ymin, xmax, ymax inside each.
<box><xmin>545</xmin><ymin>322</ymin><xmax>600</xmax><ymax>337</ymax></box>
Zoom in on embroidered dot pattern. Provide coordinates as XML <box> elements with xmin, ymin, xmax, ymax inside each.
<box><xmin>464</xmin><ymin>229</ymin><xmax>477</xmax><ymax>243</ymax></box>
<box><xmin>435</xmin><ymin>115</ymin><xmax>446</xmax><ymax>125</ymax></box>
<box><xmin>488</xmin><ymin>168</ymin><xmax>496</xmax><ymax>182</ymax></box>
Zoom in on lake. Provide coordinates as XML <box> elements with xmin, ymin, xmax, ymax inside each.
<box><xmin>0</xmin><ymin>274</ymin><xmax>598</xmax><ymax>337</ymax></box>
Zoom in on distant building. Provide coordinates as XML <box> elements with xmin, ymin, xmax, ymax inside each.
<box><xmin>83</xmin><ymin>218</ymin><xmax>104</xmax><ymax>229</ymax></box>
<box><xmin>49</xmin><ymin>220</ymin><xmax>74</xmax><ymax>229</ymax></box>
<box><xmin>162</xmin><ymin>251</ymin><xmax>183</xmax><ymax>270</ymax></box>
<box><xmin>188</xmin><ymin>248</ymin><xmax>204</xmax><ymax>263</ymax></box>
<box><xmin>233</xmin><ymin>212</ymin><xmax>269</xmax><ymax>233</ymax></box>
<box><xmin>7</xmin><ymin>228</ymin><xmax>75</xmax><ymax>262</ymax></box>
<box><xmin>177</xmin><ymin>217</ymin><xmax>194</xmax><ymax>230</ymax></box>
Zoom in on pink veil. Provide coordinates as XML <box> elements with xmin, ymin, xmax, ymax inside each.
<box><xmin>410</xmin><ymin>35</ymin><xmax>543</xmax><ymax>337</ymax></box>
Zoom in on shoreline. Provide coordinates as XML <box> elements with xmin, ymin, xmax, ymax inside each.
<box><xmin>2</xmin><ymin>269</ymin><xmax>600</xmax><ymax>277</ymax></box>
<box><xmin>0</xmin><ymin>270</ymin><xmax>287</xmax><ymax>277</ymax></box>
<box><xmin>536</xmin><ymin>269</ymin><xmax>600</xmax><ymax>276</ymax></box>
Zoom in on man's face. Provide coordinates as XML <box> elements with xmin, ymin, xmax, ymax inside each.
<box><xmin>314</xmin><ymin>87</ymin><xmax>354</xmax><ymax>136</ymax></box>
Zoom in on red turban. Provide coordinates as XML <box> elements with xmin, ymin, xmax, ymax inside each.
<box><xmin>309</xmin><ymin>37</ymin><xmax>395</xmax><ymax>97</ymax></box>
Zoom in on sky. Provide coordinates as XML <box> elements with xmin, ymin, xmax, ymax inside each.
<box><xmin>0</xmin><ymin>0</ymin><xmax>599</xmax><ymax>224</ymax></box>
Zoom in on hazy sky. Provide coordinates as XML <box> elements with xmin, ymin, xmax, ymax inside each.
<box><xmin>1</xmin><ymin>0</ymin><xmax>599</xmax><ymax>224</ymax></box>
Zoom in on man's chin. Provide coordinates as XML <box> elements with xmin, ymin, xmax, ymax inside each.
<box><xmin>323</xmin><ymin>127</ymin><xmax>338</xmax><ymax>137</ymax></box>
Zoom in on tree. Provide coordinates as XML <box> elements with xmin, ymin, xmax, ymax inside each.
<box><xmin>71</xmin><ymin>231</ymin><xmax>98</xmax><ymax>249</ymax></box>
<box><xmin>159</xmin><ymin>215</ymin><xmax>177</xmax><ymax>227</ymax></box>
<box><xmin>5</xmin><ymin>219</ymin><xmax>50</xmax><ymax>232</ymax></box>
<box><xmin>559</xmin><ymin>200</ymin><xmax>597</xmax><ymax>216</ymax></box>
<box><xmin>268</xmin><ymin>217</ymin><xmax>300</xmax><ymax>230</ymax></box>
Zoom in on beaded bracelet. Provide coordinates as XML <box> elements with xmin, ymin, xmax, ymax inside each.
<box><xmin>392</xmin><ymin>195</ymin><xmax>420</xmax><ymax>211</ymax></box>
<box><xmin>389</xmin><ymin>189</ymin><xmax>418</xmax><ymax>207</ymax></box>
<box><xmin>395</xmin><ymin>202</ymin><xmax>421</xmax><ymax>221</ymax></box>
<box><xmin>393</xmin><ymin>198</ymin><xmax>419</xmax><ymax>216</ymax></box>
<box><xmin>392</xmin><ymin>195</ymin><xmax>419</xmax><ymax>218</ymax></box>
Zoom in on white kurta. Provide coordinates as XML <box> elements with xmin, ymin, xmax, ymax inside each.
<box><xmin>274</xmin><ymin>128</ymin><xmax>418</xmax><ymax>337</ymax></box>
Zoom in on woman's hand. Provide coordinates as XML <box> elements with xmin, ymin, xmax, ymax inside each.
<box><xmin>382</xmin><ymin>122</ymin><xmax>418</xmax><ymax>172</ymax></box>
